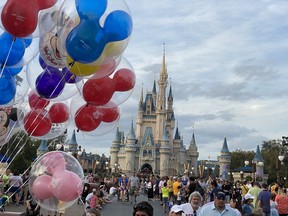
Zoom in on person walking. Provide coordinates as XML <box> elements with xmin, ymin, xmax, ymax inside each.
<box><xmin>247</xmin><ymin>182</ymin><xmax>262</xmax><ymax>209</ymax></box>
<box><xmin>199</xmin><ymin>189</ymin><xmax>237</xmax><ymax>216</ymax></box>
<box><xmin>242</xmin><ymin>194</ymin><xmax>254</xmax><ymax>215</ymax></box>
<box><xmin>161</xmin><ymin>182</ymin><xmax>169</xmax><ymax>213</ymax></box>
<box><xmin>128</xmin><ymin>171</ymin><xmax>140</xmax><ymax>204</ymax></box>
<box><xmin>258</xmin><ymin>183</ymin><xmax>271</xmax><ymax>216</ymax></box>
<box><xmin>180</xmin><ymin>191</ymin><xmax>202</xmax><ymax>216</ymax></box>
<box><xmin>275</xmin><ymin>184</ymin><xmax>288</xmax><ymax>216</ymax></box>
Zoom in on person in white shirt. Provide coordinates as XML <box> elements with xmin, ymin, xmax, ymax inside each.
<box><xmin>180</xmin><ymin>191</ymin><xmax>202</xmax><ymax>216</ymax></box>
<box><xmin>8</xmin><ymin>170</ymin><xmax>23</xmax><ymax>206</ymax></box>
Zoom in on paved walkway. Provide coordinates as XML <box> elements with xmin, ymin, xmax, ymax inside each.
<box><xmin>3</xmin><ymin>195</ymin><xmax>168</xmax><ymax>216</ymax></box>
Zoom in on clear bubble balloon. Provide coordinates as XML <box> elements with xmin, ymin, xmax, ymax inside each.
<box><xmin>29</xmin><ymin>151</ymin><xmax>84</xmax><ymax>212</ymax></box>
<box><xmin>26</xmin><ymin>55</ymin><xmax>80</xmax><ymax>101</ymax></box>
<box><xmin>70</xmin><ymin>96</ymin><xmax>120</xmax><ymax>136</ymax></box>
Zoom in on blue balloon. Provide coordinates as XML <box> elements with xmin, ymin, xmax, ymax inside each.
<box><xmin>0</xmin><ymin>32</ymin><xmax>25</xmax><ymax>66</ymax></box>
<box><xmin>104</xmin><ymin>10</ymin><xmax>133</xmax><ymax>41</ymax></box>
<box><xmin>0</xmin><ymin>71</ymin><xmax>16</xmax><ymax>105</ymax></box>
<box><xmin>66</xmin><ymin>20</ymin><xmax>106</xmax><ymax>63</ymax></box>
<box><xmin>2</xmin><ymin>67</ymin><xmax>23</xmax><ymax>76</ymax></box>
<box><xmin>66</xmin><ymin>0</ymin><xmax>132</xmax><ymax>64</ymax></box>
<box><xmin>35</xmin><ymin>67</ymin><xmax>66</xmax><ymax>99</ymax></box>
<box><xmin>24</xmin><ymin>38</ymin><xmax>33</xmax><ymax>47</ymax></box>
<box><xmin>75</xmin><ymin>0</ymin><xmax>107</xmax><ymax>20</ymax></box>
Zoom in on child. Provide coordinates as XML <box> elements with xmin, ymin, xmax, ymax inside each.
<box><xmin>162</xmin><ymin>182</ymin><xmax>169</xmax><ymax>213</ymax></box>
<box><xmin>177</xmin><ymin>185</ymin><xmax>183</xmax><ymax>205</ymax></box>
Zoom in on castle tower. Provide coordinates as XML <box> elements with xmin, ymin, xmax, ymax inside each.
<box><xmin>252</xmin><ymin>145</ymin><xmax>264</xmax><ymax>178</ymax></box>
<box><xmin>178</xmin><ymin>139</ymin><xmax>186</xmax><ymax>175</ymax></box>
<box><xmin>37</xmin><ymin>140</ymin><xmax>49</xmax><ymax>156</ymax></box>
<box><xmin>159</xmin><ymin>126</ymin><xmax>171</xmax><ymax>176</ymax></box>
<box><xmin>110</xmin><ymin>126</ymin><xmax>121</xmax><ymax>172</ymax></box>
<box><xmin>125</xmin><ymin>120</ymin><xmax>137</xmax><ymax>173</ymax></box>
<box><xmin>136</xmin><ymin>85</ymin><xmax>144</xmax><ymax>138</ymax></box>
<box><xmin>166</xmin><ymin>83</ymin><xmax>175</xmax><ymax>139</ymax></box>
<box><xmin>217</xmin><ymin>137</ymin><xmax>231</xmax><ymax>180</ymax></box>
<box><xmin>68</xmin><ymin>130</ymin><xmax>78</xmax><ymax>154</ymax></box>
<box><xmin>187</xmin><ymin>133</ymin><xmax>199</xmax><ymax>175</ymax></box>
<box><xmin>155</xmin><ymin>45</ymin><xmax>168</xmax><ymax>143</ymax></box>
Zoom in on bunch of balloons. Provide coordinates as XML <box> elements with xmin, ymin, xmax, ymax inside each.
<box><xmin>0</xmin><ymin>0</ymin><xmax>135</xmax><ymax>212</ymax></box>
<box><xmin>29</xmin><ymin>151</ymin><xmax>84</xmax><ymax>211</ymax></box>
<box><xmin>0</xmin><ymin>0</ymin><xmax>135</xmax><ymax>141</ymax></box>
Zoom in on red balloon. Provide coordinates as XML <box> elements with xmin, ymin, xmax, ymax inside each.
<box><xmin>113</xmin><ymin>68</ymin><xmax>136</xmax><ymax>92</ymax></box>
<box><xmin>101</xmin><ymin>106</ymin><xmax>120</xmax><ymax>123</ymax></box>
<box><xmin>74</xmin><ymin>105</ymin><xmax>103</xmax><ymax>132</ymax></box>
<box><xmin>24</xmin><ymin>109</ymin><xmax>52</xmax><ymax>136</ymax></box>
<box><xmin>82</xmin><ymin>76</ymin><xmax>115</xmax><ymax>106</ymax></box>
<box><xmin>93</xmin><ymin>59</ymin><xmax>117</xmax><ymax>79</ymax></box>
<box><xmin>28</xmin><ymin>91</ymin><xmax>50</xmax><ymax>109</ymax></box>
<box><xmin>49</xmin><ymin>103</ymin><xmax>69</xmax><ymax>123</ymax></box>
<box><xmin>1</xmin><ymin>0</ymin><xmax>57</xmax><ymax>37</ymax></box>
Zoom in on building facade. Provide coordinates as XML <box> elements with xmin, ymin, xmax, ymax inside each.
<box><xmin>110</xmin><ymin>48</ymin><xmax>200</xmax><ymax>176</ymax></box>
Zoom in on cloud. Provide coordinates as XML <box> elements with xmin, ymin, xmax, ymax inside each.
<box><xmin>68</xmin><ymin>0</ymin><xmax>288</xmax><ymax>161</ymax></box>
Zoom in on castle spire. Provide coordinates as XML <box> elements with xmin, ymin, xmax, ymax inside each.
<box><xmin>160</xmin><ymin>43</ymin><xmax>167</xmax><ymax>78</ymax></box>
<box><xmin>127</xmin><ymin>118</ymin><xmax>136</xmax><ymax>140</ymax></box>
<box><xmin>253</xmin><ymin>145</ymin><xmax>263</xmax><ymax>162</ymax></box>
<box><xmin>152</xmin><ymin>80</ymin><xmax>157</xmax><ymax>94</ymax></box>
<box><xmin>140</xmin><ymin>83</ymin><xmax>144</xmax><ymax>103</ymax></box>
<box><xmin>221</xmin><ymin>137</ymin><xmax>230</xmax><ymax>153</ymax></box>
<box><xmin>174</xmin><ymin>122</ymin><xmax>181</xmax><ymax>140</ymax></box>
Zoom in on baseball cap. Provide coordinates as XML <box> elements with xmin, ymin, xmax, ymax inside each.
<box><xmin>244</xmin><ymin>194</ymin><xmax>254</xmax><ymax>200</ymax></box>
<box><xmin>171</xmin><ymin>205</ymin><xmax>184</xmax><ymax>213</ymax></box>
<box><xmin>214</xmin><ymin>189</ymin><xmax>226</xmax><ymax>200</ymax></box>
<box><xmin>92</xmin><ymin>188</ymin><xmax>97</xmax><ymax>192</ymax></box>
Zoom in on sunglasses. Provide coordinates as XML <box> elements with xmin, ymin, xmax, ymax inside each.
<box><xmin>215</xmin><ymin>195</ymin><xmax>226</xmax><ymax>200</ymax></box>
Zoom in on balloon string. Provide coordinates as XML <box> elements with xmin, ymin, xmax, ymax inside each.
<box><xmin>3</xmin><ymin>139</ymin><xmax>61</xmax><ymax>202</ymax></box>
<box><xmin>0</xmin><ymin>37</ymin><xmax>16</xmax><ymax>78</ymax></box>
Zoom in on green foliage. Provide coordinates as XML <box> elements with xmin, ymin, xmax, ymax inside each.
<box><xmin>0</xmin><ymin>131</ymin><xmax>68</xmax><ymax>174</ymax></box>
<box><xmin>230</xmin><ymin>139</ymin><xmax>288</xmax><ymax>185</ymax></box>
<box><xmin>230</xmin><ymin>149</ymin><xmax>255</xmax><ymax>171</ymax></box>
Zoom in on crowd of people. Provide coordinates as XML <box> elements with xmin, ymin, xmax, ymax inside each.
<box><xmin>152</xmin><ymin>174</ymin><xmax>288</xmax><ymax>216</ymax></box>
<box><xmin>1</xmin><ymin>167</ymin><xmax>288</xmax><ymax>216</ymax></box>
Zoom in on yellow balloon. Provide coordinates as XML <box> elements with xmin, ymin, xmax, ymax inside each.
<box><xmin>103</xmin><ymin>36</ymin><xmax>130</xmax><ymax>58</ymax></box>
<box><xmin>66</xmin><ymin>55</ymin><xmax>104</xmax><ymax>76</ymax></box>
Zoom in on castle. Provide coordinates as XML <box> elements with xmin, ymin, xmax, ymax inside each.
<box><xmin>110</xmin><ymin>47</ymin><xmax>200</xmax><ymax>177</ymax></box>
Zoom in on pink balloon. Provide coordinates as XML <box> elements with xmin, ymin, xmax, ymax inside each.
<box><xmin>41</xmin><ymin>151</ymin><xmax>66</xmax><ymax>175</ymax></box>
<box><xmin>32</xmin><ymin>175</ymin><xmax>53</xmax><ymax>200</ymax></box>
<box><xmin>51</xmin><ymin>170</ymin><xmax>83</xmax><ymax>202</ymax></box>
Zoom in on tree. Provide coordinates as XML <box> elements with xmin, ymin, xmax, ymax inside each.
<box><xmin>261</xmin><ymin>139</ymin><xmax>288</xmax><ymax>184</ymax></box>
<box><xmin>230</xmin><ymin>149</ymin><xmax>255</xmax><ymax>171</ymax></box>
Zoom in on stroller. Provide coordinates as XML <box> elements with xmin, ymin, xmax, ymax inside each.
<box><xmin>0</xmin><ymin>194</ymin><xmax>9</xmax><ymax>212</ymax></box>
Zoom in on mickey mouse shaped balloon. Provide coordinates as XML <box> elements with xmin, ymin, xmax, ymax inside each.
<box><xmin>65</xmin><ymin>0</ymin><xmax>133</xmax><ymax>64</ymax></box>
<box><xmin>1</xmin><ymin>0</ymin><xmax>58</xmax><ymax>38</ymax></box>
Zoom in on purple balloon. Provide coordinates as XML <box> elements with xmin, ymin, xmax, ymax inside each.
<box><xmin>39</xmin><ymin>55</ymin><xmax>48</xmax><ymax>69</ymax></box>
<box><xmin>35</xmin><ymin>67</ymin><xmax>66</xmax><ymax>99</ymax></box>
<box><xmin>62</xmin><ymin>67</ymin><xmax>81</xmax><ymax>83</ymax></box>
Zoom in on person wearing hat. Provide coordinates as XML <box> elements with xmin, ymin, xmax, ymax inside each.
<box><xmin>242</xmin><ymin>193</ymin><xmax>254</xmax><ymax>215</ymax></box>
<box><xmin>199</xmin><ymin>189</ymin><xmax>237</xmax><ymax>216</ymax></box>
<box><xmin>169</xmin><ymin>205</ymin><xmax>184</xmax><ymax>216</ymax></box>
<box><xmin>85</xmin><ymin>188</ymin><xmax>101</xmax><ymax>210</ymax></box>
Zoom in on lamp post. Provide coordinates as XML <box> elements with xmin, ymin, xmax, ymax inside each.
<box><xmin>240</xmin><ymin>171</ymin><xmax>244</xmax><ymax>182</ymax></box>
<box><xmin>204</xmin><ymin>166</ymin><xmax>208</xmax><ymax>178</ymax></box>
<box><xmin>277</xmin><ymin>155</ymin><xmax>284</xmax><ymax>181</ymax></box>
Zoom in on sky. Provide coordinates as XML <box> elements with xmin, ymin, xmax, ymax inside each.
<box><xmin>72</xmin><ymin>0</ymin><xmax>288</xmax><ymax>160</ymax></box>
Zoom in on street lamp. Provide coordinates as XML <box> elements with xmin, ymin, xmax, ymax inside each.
<box><xmin>278</xmin><ymin>155</ymin><xmax>285</xmax><ymax>165</ymax></box>
<box><xmin>244</xmin><ymin>160</ymin><xmax>249</xmax><ymax>166</ymax></box>
<box><xmin>240</xmin><ymin>171</ymin><xmax>244</xmax><ymax>181</ymax></box>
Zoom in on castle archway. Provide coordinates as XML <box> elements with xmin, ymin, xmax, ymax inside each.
<box><xmin>138</xmin><ymin>163</ymin><xmax>153</xmax><ymax>178</ymax></box>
